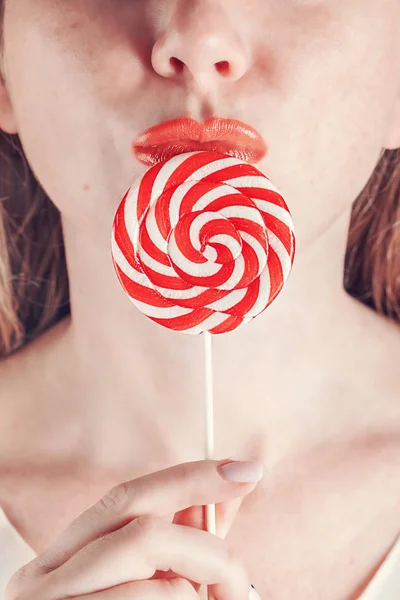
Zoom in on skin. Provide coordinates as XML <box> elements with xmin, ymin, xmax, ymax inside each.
<box><xmin>0</xmin><ymin>0</ymin><xmax>400</xmax><ymax>597</ymax></box>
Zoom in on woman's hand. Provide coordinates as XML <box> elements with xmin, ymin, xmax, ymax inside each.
<box><xmin>6</xmin><ymin>459</ymin><xmax>262</xmax><ymax>600</ymax></box>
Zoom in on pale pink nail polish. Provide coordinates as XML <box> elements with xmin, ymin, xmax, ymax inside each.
<box><xmin>218</xmin><ymin>460</ymin><xmax>264</xmax><ymax>483</ymax></box>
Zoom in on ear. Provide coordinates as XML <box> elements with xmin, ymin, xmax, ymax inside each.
<box><xmin>382</xmin><ymin>89</ymin><xmax>400</xmax><ymax>150</ymax></box>
<box><xmin>0</xmin><ymin>71</ymin><xmax>18</xmax><ymax>134</ymax></box>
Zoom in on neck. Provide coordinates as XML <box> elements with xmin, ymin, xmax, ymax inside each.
<box><xmin>57</xmin><ymin>205</ymin><xmax>367</xmax><ymax>471</ymax></box>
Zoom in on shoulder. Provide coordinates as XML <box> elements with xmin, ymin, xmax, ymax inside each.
<box><xmin>349</xmin><ymin>298</ymin><xmax>400</xmax><ymax>414</ymax></box>
<box><xmin>364</xmin><ymin>307</ymin><xmax>400</xmax><ymax>391</ymax></box>
<box><xmin>0</xmin><ymin>318</ymin><xmax>71</xmax><ymax>468</ymax></box>
<box><xmin>0</xmin><ymin>343</ymin><xmax>38</xmax><ymax>467</ymax></box>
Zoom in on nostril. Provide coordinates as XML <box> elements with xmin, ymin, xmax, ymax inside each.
<box><xmin>168</xmin><ymin>57</ymin><xmax>231</xmax><ymax>77</ymax></box>
<box><xmin>216</xmin><ymin>60</ymin><xmax>231</xmax><ymax>76</ymax></box>
<box><xmin>170</xmin><ymin>56</ymin><xmax>184</xmax><ymax>74</ymax></box>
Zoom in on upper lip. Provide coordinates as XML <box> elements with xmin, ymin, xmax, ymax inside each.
<box><xmin>133</xmin><ymin>117</ymin><xmax>268</xmax><ymax>165</ymax></box>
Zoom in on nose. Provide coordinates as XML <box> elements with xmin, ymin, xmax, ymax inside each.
<box><xmin>151</xmin><ymin>0</ymin><xmax>250</xmax><ymax>87</ymax></box>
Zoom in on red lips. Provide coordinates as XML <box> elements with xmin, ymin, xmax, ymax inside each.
<box><xmin>133</xmin><ymin>117</ymin><xmax>268</xmax><ymax>166</ymax></box>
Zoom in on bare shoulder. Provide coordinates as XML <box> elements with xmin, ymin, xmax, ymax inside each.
<box><xmin>351</xmin><ymin>299</ymin><xmax>400</xmax><ymax>419</ymax></box>
<box><xmin>0</xmin><ymin>339</ymin><xmax>42</xmax><ymax>467</ymax></box>
<box><xmin>366</xmin><ymin>307</ymin><xmax>400</xmax><ymax>396</ymax></box>
<box><xmin>0</xmin><ymin>318</ymin><xmax>71</xmax><ymax>468</ymax></box>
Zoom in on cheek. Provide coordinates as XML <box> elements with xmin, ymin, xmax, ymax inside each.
<box><xmin>4</xmin><ymin>11</ymin><xmax>144</xmax><ymax>241</ymax></box>
<box><xmin>12</xmin><ymin>71</ymin><xmax>138</xmax><ymax>242</ymax></box>
<box><xmin>265</xmin><ymin>6</ymin><xmax>398</xmax><ymax>227</ymax></box>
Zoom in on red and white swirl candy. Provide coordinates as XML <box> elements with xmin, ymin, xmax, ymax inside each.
<box><xmin>111</xmin><ymin>151</ymin><xmax>295</xmax><ymax>335</ymax></box>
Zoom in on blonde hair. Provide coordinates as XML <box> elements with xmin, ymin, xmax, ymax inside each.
<box><xmin>0</xmin><ymin>132</ymin><xmax>69</xmax><ymax>356</ymax></box>
<box><xmin>345</xmin><ymin>149</ymin><xmax>400</xmax><ymax>319</ymax></box>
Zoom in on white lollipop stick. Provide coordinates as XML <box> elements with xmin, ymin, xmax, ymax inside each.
<box><xmin>203</xmin><ymin>331</ymin><xmax>216</xmax><ymax>600</ymax></box>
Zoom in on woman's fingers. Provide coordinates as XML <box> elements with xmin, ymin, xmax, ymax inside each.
<box><xmin>32</xmin><ymin>459</ymin><xmax>259</xmax><ymax>574</ymax></box>
<box><xmin>63</xmin><ymin>578</ymin><xmax>201</xmax><ymax>600</ymax></box>
<box><xmin>34</xmin><ymin>515</ymin><xmax>250</xmax><ymax>600</ymax></box>
<box><xmin>6</xmin><ymin>460</ymin><xmax>262</xmax><ymax>600</ymax></box>
<box><xmin>173</xmin><ymin>495</ymin><xmax>246</xmax><ymax>539</ymax></box>
<box><xmin>216</xmin><ymin>495</ymin><xmax>246</xmax><ymax>539</ymax></box>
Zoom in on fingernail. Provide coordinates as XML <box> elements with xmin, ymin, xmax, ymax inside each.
<box><xmin>249</xmin><ymin>584</ymin><xmax>262</xmax><ymax>599</ymax></box>
<box><xmin>218</xmin><ymin>460</ymin><xmax>264</xmax><ymax>483</ymax></box>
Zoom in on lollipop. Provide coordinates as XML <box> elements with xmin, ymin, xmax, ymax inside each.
<box><xmin>111</xmin><ymin>150</ymin><xmax>295</xmax><ymax>334</ymax></box>
<box><xmin>111</xmin><ymin>150</ymin><xmax>295</xmax><ymax>598</ymax></box>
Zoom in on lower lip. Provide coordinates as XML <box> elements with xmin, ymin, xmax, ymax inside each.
<box><xmin>133</xmin><ymin>140</ymin><xmax>266</xmax><ymax>167</ymax></box>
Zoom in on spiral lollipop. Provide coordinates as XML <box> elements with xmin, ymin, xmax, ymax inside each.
<box><xmin>111</xmin><ymin>150</ymin><xmax>295</xmax><ymax>598</ymax></box>
<box><xmin>111</xmin><ymin>150</ymin><xmax>295</xmax><ymax>334</ymax></box>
